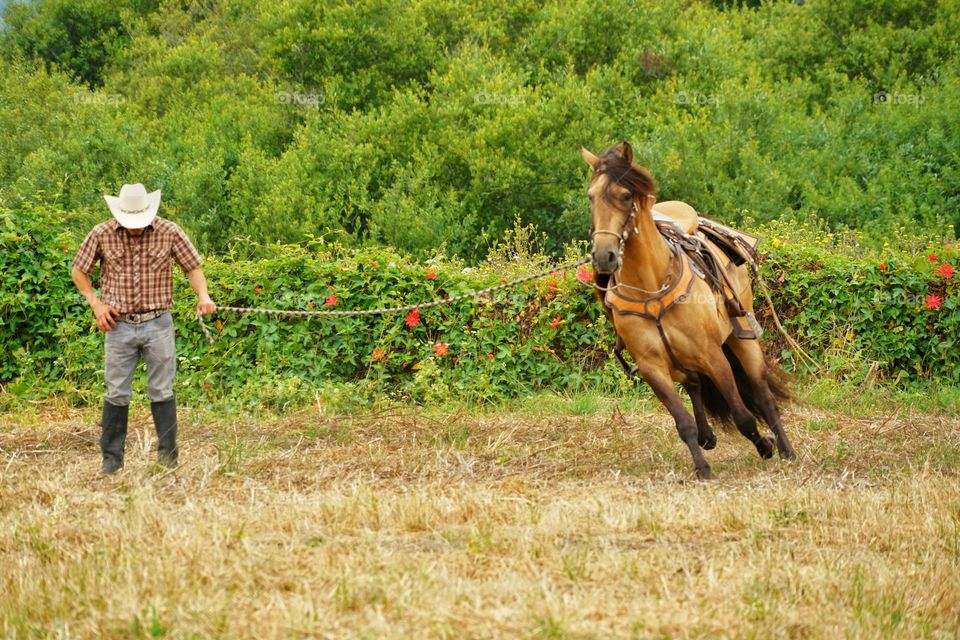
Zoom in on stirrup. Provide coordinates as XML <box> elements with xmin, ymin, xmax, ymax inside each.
<box><xmin>731</xmin><ymin>312</ymin><xmax>763</xmax><ymax>340</ymax></box>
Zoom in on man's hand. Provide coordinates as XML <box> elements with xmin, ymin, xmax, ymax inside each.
<box><xmin>197</xmin><ymin>296</ymin><xmax>216</xmax><ymax>316</ymax></box>
<box><xmin>188</xmin><ymin>269</ymin><xmax>216</xmax><ymax>315</ymax></box>
<box><xmin>93</xmin><ymin>301</ymin><xmax>120</xmax><ymax>332</ymax></box>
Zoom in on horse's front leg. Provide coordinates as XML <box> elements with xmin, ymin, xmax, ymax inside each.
<box><xmin>683</xmin><ymin>374</ymin><xmax>717</xmax><ymax>450</ymax></box>
<box><xmin>645</xmin><ymin>370</ymin><xmax>712</xmax><ymax>480</ymax></box>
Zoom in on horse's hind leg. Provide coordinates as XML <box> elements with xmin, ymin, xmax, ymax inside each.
<box><xmin>725</xmin><ymin>338</ymin><xmax>796</xmax><ymax>460</ymax></box>
<box><xmin>683</xmin><ymin>374</ymin><xmax>716</xmax><ymax>450</ymax></box>
<box><xmin>701</xmin><ymin>353</ymin><xmax>775</xmax><ymax>460</ymax></box>
<box><xmin>644</xmin><ymin>370</ymin><xmax>712</xmax><ymax>479</ymax></box>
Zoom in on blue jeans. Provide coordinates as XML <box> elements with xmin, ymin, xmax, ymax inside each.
<box><xmin>104</xmin><ymin>312</ymin><xmax>176</xmax><ymax>406</ymax></box>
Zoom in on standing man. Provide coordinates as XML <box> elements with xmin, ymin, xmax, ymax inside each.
<box><xmin>71</xmin><ymin>183</ymin><xmax>216</xmax><ymax>474</ymax></box>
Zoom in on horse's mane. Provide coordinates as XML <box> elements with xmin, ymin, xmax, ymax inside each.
<box><xmin>595</xmin><ymin>144</ymin><xmax>658</xmax><ymax>202</ymax></box>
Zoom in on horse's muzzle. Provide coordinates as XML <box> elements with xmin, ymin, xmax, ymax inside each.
<box><xmin>592</xmin><ymin>248</ymin><xmax>619</xmax><ymax>275</ymax></box>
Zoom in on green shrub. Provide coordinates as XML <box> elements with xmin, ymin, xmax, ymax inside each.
<box><xmin>3</xmin><ymin>0</ymin><xmax>958</xmax><ymax>258</ymax></box>
<box><xmin>0</xmin><ymin>206</ymin><xmax>95</xmax><ymax>389</ymax></box>
<box><xmin>2</xmin><ymin>206</ymin><xmax>958</xmax><ymax>409</ymax></box>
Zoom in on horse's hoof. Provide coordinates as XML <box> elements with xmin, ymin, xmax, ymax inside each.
<box><xmin>696</xmin><ymin>466</ymin><xmax>712</xmax><ymax>480</ymax></box>
<box><xmin>756</xmin><ymin>436</ymin><xmax>775</xmax><ymax>459</ymax></box>
<box><xmin>699</xmin><ymin>434</ymin><xmax>717</xmax><ymax>450</ymax></box>
<box><xmin>778</xmin><ymin>445</ymin><xmax>797</xmax><ymax>461</ymax></box>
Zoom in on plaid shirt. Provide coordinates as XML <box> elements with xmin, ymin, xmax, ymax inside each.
<box><xmin>72</xmin><ymin>217</ymin><xmax>202</xmax><ymax>313</ymax></box>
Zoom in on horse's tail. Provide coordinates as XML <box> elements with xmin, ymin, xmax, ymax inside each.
<box><xmin>699</xmin><ymin>344</ymin><xmax>791</xmax><ymax>428</ymax></box>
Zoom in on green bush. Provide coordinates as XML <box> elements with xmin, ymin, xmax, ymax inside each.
<box><xmin>0</xmin><ymin>206</ymin><xmax>95</xmax><ymax>387</ymax></box>
<box><xmin>0</xmin><ymin>0</ymin><xmax>150</xmax><ymax>87</ymax></box>
<box><xmin>2</xmin><ymin>0</ymin><xmax>958</xmax><ymax>259</ymax></box>
<box><xmin>757</xmin><ymin>220</ymin><xmax>960</xmax><ymax>382</ymax></box>
<box><xmin>2</xmin><ymin>206</ymin><xmax>958</xmax><ymax>410</ymax></box>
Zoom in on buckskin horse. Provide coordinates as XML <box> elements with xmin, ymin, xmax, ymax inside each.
<box><xmin>581</xmin><ymin>142</ymin><xmax>796</xmax><ymax>479</ymax></box>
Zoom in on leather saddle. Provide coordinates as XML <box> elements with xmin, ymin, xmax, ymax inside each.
<box><xmin>651</xmin><ymin>201</ymin><xmax>699</xmax><ymax>235</ymax></box>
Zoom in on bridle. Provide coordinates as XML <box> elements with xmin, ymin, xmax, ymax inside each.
<box><xmin>590</xmin><ymin>196</ymin><xmax>677</xmax><ymax>296</ymax></box>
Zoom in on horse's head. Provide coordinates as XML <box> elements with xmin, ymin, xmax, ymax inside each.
<box><xmin>580</xmin><ymin>142</ymin><xmax>658</xmax><ymax>274</ymax></box>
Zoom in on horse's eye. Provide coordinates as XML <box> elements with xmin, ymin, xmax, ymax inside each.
<box><xmin>620</xmin><ymin>192</ymin><xmax>632</xmax><ymax>201</ymax></box>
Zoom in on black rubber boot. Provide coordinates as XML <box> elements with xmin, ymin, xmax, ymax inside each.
<box><xmin>101</xmin><ymin>401</ymin><xmax>129</xmax><ymax>474</ymax></box>
<box><xmin>151</xmin><ymin>397</ymin><xmax>179</xmax><ymax>468</ymax></box>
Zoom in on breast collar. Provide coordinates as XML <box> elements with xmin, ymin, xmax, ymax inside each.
<box><xmin>603</xmin><ymin>243</ymin><xmax>697</xmax><ymax>321</ymax></box>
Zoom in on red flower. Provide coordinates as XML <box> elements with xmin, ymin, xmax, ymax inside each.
<box><xmin>926</xmin><ymin>294</ymin><xmax>943</xmax><ymax>310</ymax></box>
<box><xmin>501</xmin><ymin>277</ymin><xmax>508</xmax><ymax>284</ymax></box>
<box><xmin>486</xmin><ymin>353</ymin><xmax>495</xmax><ymax>360</ymax></box>
<box><xmin>928</xmin><ymin>254</ymin><xmax>938</xmax><ymax>261</ymax></box>
<box><xmin>372</xmin><ymin>347</ymin><xmax>387</xmax><ymax>362</ymax></box>
<box><xmin>576</xmin><ymin>266</ymin><xmax>593</xmax><ymax>283</ymax></box>
<box><xmin>425</xmin><ymin>269</ymin><xmax>437</xmax><ymax>280</ymax></box>
<box><xmin>879</xmin><ymin>262</ymin><xmax>886</xmax><ymax>271</ymax></box>
<box><xmin>550</xmin><ymin>315</ymin><xmax>561</xmax><ymax>329</ymax></box>
<box><xmin>939</xmin><ymin>263</ymin><xmax>953</xmax><ymax>278</ymax></box>
<box><xmin>547</xmin><ymin>280</ymin><xmax>558</xmax><ymax>292</ymax></box>
<box><xmin>325</xmin><ymin>295</ymin><xmax>337</xmax><ymax>306</ymax></box>
<box><xmin>254</xmin><ymin>286</ymin><xmax>262</xmax><ymax>294</ymax></box>
<box><xmin>433</xmin><ymin>342</ymin><xmax>448</xmax><ymax>356</ymax></box>
<box><xmin>405</xmin><ymin>308</ymin><xmax>420</xmax><ymax>327</ymax></box>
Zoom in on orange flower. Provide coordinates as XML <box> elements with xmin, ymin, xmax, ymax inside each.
<box><xmin>928</xmin><ymin>254</ymin><xmax>938</xmax><ymax>261</ymax></box>
<box><xmin>576</xmin><ymin>266</ymin><xmax>593</xmax><ymax>282</ymax></box>
<box><xmin>325</xmin><ymin>294</ymin><xmax>337</xmax><ymax>306</ymax></box>
<box><xmin>550</xmin><ymin>315</ymin><xmax>561</xmax><ymax>328</ymax></box>
<box><xmin>405</xmin><ymin>308</ymin><xmax>420</xmax><ymax>327</ymax></box>
<box><xmin>426</xmin><ymin>269</ymin><xmax>437</xmax><ymax>280</ymax></box>
<box><xmin>547</xmin><ymin>280</ymin><xmax>558</xmax><ymax>292</ymax></box>
<box><xmin>926</xmin><ymin>294</ymin><xmax>943</xmax><ymax>310</ymax></box>
<box><xmin>939</xmin><ymin>263</ymin><xmax>953</xmax><ymax>278</ymax></box>
<box><xmin>879</xmin><ymin>262</ymin><xmax>886</xmax><ymax>271</ymax></box>
<box><xmin>433</xmin><ymin>342</ymin><xmax>448</xmax><ymax>356</ymax></box>
<box><xmin>372</xmin><ymin>347</ymin><xmax>387</xmax><ymax>362</ymax></box>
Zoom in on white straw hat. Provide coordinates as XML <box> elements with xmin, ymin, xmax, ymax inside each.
<box><xmin>103</xmin><ymin>183</ymin><xmax>161</xmax><ymax>229</ymax></box>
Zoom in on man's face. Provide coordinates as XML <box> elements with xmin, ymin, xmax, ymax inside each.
<box><xmin>126</xmin><ymin>228</ymin><xmax>145</xmax><ymax>237</ymax></box>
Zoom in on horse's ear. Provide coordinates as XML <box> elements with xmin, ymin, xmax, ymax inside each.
<box><xmin>619</xmin><ymin>141</ymin><xmax>634</xmax><ymax>165</ymax></box>
<box><xmin>579</xmin><ymin>146</ymin><xmax>599</xmax><ymax>171</ymax></box>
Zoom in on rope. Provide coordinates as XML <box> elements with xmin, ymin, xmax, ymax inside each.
<box><xmin>748</xmin><ymin>262</ymin><xmax>823</xmax><ymax>373</ymax></box>
<box><xmin>196</xmin><ymin>257</ymin><xmax>590</xmax><ymax>345</ymax></box>
<box><xmin>195</xmin><ymin>248</ymin><xmax>819</xmax><ymax>375</ymax></box>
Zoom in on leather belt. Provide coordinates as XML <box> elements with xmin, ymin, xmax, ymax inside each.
<box><xmin>118</xmin><ymin>310</ymin><xmax>167</xmax><ymax>324</ymax></box>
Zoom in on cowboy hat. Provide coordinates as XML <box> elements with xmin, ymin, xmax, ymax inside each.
<box><xmin>103</xmin><ymin>183</ymin><xmax>161</xmax><ymax>229</ymax></box>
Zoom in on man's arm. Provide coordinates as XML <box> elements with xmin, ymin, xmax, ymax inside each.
<box><xmin>71</xmin><ymin>266</ymin><xmax>120</xmax><ymax>332</ymax></box>
<box><xmin>187</xmin><ymin>268</ymin><xmax>216</xmax><ymax>315</ymax></box>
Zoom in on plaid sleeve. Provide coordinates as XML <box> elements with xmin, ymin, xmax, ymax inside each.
<box><xmin>170</xmin><ymin>223</ymin><xmax>203</xmax><ymax>273</ymax></box>
<box><xmin>72</xmin><ymin>228</ymin><xmax>102</xmax><ymax>275</ymax></box>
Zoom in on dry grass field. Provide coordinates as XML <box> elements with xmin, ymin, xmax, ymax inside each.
<box><xmin>2</xmin><ymin>396</ymin><xmax>959</xmax><ymax>639</ymax></box>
